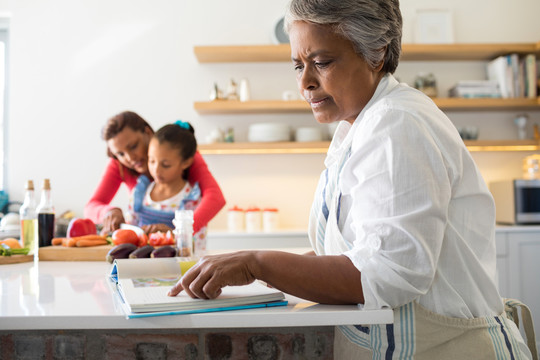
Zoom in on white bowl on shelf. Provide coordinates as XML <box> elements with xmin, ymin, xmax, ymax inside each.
<box><xmin>248</xmin><ymin>123</ymin><xmax>291</xmax><ymax>142</ymax></box>
<box><xmin>295</xmin><ymin>127</ymin><xmax>322</xmax><ymax>142</ymax></box>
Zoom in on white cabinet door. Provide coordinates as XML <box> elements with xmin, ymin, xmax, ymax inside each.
<box><xmin>508</xmin><ymin>231</ymin><xmax>540</xmax><ymax>349</ymax></box>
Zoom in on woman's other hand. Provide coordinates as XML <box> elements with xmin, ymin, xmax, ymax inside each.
<box><xmin>168</xmin><ymin>251</ymin><xmax>257</xmax><ymax>299</ymax></box>
<box><xmin>100</xmin><ymin>208</ymin><xmax>125</xmax><ymax>235</ymax></box>
<box><xmin>142</xmin><ymin>223</ymin><xmax>173</xmax><ymax>234</ymax></box>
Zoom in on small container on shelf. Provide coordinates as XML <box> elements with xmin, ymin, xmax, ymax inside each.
<box><xmin>227</xmin><ymin>205</ymin><xmax>245</xmax><ymax>232</ymax></box>
<box><xmin>263</xmin><ymin>208</ymin><xmax>279</xmax><ymax>233</ymax></box>
<box><xmin>523</xmin><ymin>154</ymin><xmax>540</xmax><ymax>180</ymax></box>
<box><xmin>245</xmin><ymin>207</ymin><xmax>262</xmax><ymax>233</ymax></box>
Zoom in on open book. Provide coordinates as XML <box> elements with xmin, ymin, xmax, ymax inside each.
<box><xmin>110</xmin><ymin>257</ymin><xmax>287</xmax><ymax>318</ymax></box>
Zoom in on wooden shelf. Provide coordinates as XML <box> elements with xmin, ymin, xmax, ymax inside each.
<box><xmin>194</xmin><ymin>98</ymin><xmax>540</xmax><ymax>114</ymax></box>
<box><xmin>194</xmin><ymin>100</ymin><xmax>309</xmax><ymax>114</ymax></box>
<box><xmin>194</xmin><ymin>43</ymin><xmax>540</xmax><ymax>63</ymax></box>
<box><xmin>199</xmin><ymin>140</ymin><xmax>540</xmax><ymax>155</ymax></box>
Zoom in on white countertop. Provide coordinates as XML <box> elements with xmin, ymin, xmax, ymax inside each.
<box><xmin>0</xmin><ymin>260</ymin><xmax>393</xmax><ymax>330</ymax></box>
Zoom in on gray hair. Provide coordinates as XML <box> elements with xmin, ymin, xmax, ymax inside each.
<box><xmin>284</xmin><ymin>0</ymin><xmax>402</xmax><ymax>74</ymax></box>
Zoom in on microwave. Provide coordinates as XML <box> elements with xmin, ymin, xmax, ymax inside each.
<box><xmin>490</xmin><ymin>179</ymin><xmax>540</xmax><ymax>224</ymax></box>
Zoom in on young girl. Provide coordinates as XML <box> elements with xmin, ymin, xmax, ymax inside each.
<box><xmin>129</xmin><ymin>120</ymin><xmax>207</xmax><ymax>255</ymax></box>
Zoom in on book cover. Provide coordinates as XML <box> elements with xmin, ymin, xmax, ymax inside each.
<box><xmin>110</xmin><ymin>258</ymin><xmax>286</xmax><ymax>315</ymax></box>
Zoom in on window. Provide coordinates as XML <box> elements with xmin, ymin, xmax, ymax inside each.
<box><xmin>0</xmin><ymin>18</ymin><xmax>9</xmax><ymax>191</ymax></box>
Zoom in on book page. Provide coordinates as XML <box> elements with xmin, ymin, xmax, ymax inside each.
<box><xmin>114</xmin><ymin>258</ymin><xmax>182</xmax><ymax>279</ymax></box>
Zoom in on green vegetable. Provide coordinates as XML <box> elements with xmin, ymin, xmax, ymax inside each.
<box><xmin>0</xmin><ymin>244</ymin><xmax>30</xmax><ymax>256</ymax></box>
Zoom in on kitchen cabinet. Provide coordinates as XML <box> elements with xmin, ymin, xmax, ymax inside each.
<box><xmin>194</xmin><ymin>43</ymin><xmax>540</xmax><ymax>155</ymax></box>
<box><xmin>496</xmin><ymin>226</ymin><xmax>540</xmax><ymax>349</ymax></box>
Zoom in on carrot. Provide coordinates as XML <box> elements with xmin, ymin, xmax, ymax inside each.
<box><xmin>60</xmin><ymin>237</ymin><xmax>77</xmax><ymax>247</ymax></box>
<box><xmin>76</xmin><ymin>239</ymin><xmax>109</xmax><ymax>247</ymax></box>
<box><xmin>52</xmin><ymin>238</ymin><xmax>64</xmax><ymax>246</ymax></box>
<box><xmin>71</xmin><ymin>234</ymin><xmax>107</xmax><ymax>241</ymax></box>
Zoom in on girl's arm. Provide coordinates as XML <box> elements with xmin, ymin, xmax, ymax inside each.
<box><xmin>188</xmin><ymin>152</ymin><xmax>226</xmax><ymax>232</ymax></box>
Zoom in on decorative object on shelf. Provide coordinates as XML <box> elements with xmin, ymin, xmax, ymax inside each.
<box><xmin>414</xmin><ymin>72</ymin><xmax>438</xmax><ymax>97</ymax></box>
<box><xmin>245</xmin><ymin>207</ymin><xmax>262</xmax><ymax>233</ymax></box>
<box><xmin>205</xmin><ymin>128</ymin><xmax>225</xmax><ymax>144</ymax></box>
<box><xmin>227</xmin><ymin>206</ymin><xmax>245</xmax><ymax>232</ymax></box>
<box><xmin>414</xmin><ymin>9</ymin><xmax>454</xmax><ymax>44</ymax></box>
<box><xmin>224</xmin><ymin>127</ymin><xmax>235</xmax><ymax>143</ymax></box>
<box><xmin>226</xmin><ymin>79</ymin><xmax>239</xmax><ymax>100</ymax></box>
<box><xmin>514</xmin><ymin>114</ymin><xmax>529</xmax><ymax>140</ymax></box>
<box><xmin>272</xmin><ymin>17</ymin><xmax>289</xmax><ymax>44</ymax></box>
<box><xmin>209</xmin><ymin>83</ymin><xmax>225</xmax><ymax>101</ymax></box>
<box><xmin>448</xmin><ymin>80</ymin><xmax>501</xmax><ymax>98</ymax></box>
<box><xmin>263</xmin><ymin>208</ymin><xmax>279</xmax><ymax>233</ymax></box>
<box><xmin>523</xmin><ymin>154</ymin><xmax>540</xmax><ymax>180</ymax></box>
<box><xmin>457</xmin><ymin>126</ymin><xmax>479</xmax><ymax>140</ymax></box>
<box><xmin>295</xmin><ymin>127</ymin><xmax>322</xmax><ymax>142</ymax></box>
<box><xmin>248</xmin><ymin>123</ymin><xmax>291</xmax><ymax>142</ymax></box>
<box><xmin>239</xmin><ymin>78</ymin><xmax>250</xmax><ymax>102</ymax></box>
<box><xmin>282</xmin><ymin>90</ymin><xmax>298</xmax><ymax>101</ymax></box>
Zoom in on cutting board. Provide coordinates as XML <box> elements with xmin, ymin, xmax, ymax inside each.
<box><xmin>0</xmin><ymin>254</ymin><xmax>34</xmax><ymax>265</ymax></box>
<box><xmin>38</xmin><ymin>245</ymin><xmax>113</xmax><ymax>261</ymax></box>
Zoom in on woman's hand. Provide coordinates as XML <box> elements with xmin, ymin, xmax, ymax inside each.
<box><xmin>168</xmin><ymin>251</ymin><xmax>257</xmax><ymax>299</ymax></box>
<box><xmin>100</xmin><ymin>208</ymin><xmax>125</xmax><ymax>235</ymax></box>
<box><xmin>142</xmin><ymin>223</ymin><xmax>173</xmax><ymax>234</ymax></box>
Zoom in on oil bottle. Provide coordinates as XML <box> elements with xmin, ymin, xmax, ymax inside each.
<box><xmin>37</xmin><ymin>178</ymin><xmax>55</xmax><ymax>247</ymax></box>
<box><xmin>19</xmin><ymin>180</ymin><xmax>38</xmax><ymax>255</ymax></box>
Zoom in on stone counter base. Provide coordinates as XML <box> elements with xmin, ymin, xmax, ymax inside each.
<box><xmin>0</xmin><ymin>326</ymin><xmax>334</xmax><ymax>360</ymax></box>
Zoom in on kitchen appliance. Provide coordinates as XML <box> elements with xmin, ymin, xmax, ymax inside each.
<box><xmin>490</xmin><ymin>179</ymin><xmax>540</xmax><ymax>224</ymax></box>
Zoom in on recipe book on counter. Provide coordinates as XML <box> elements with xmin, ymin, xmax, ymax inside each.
<box><xmin>109</xmin><ymin>257</ymin><xmax>287</xmax><ymax>319</ymax></box>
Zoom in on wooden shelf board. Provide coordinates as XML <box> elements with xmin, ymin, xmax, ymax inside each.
<box><xmin>194</xmin><ymin>98</ymin><xmax>540</xmax><ymax>114</ymax></box>
<box><xmin>199</xmin><ymin>140</ymin><xmax>539</xmax><ymax>155</ymax></box>
<box><xmin>199</xmin><ymin>141</ymin><xmax>330</xmax><ymax>154</ymax></box>
<box><xmin>194</xmin><ymin>100</ymin><xmax>310</xmax><ymax>114</ymax></box>
<box><xmin>434</xmin><ymin>97</ymin><xmax>540</xmax><ymax>110</ymax></box>
<box><xmin>194</xmin><ymin>43</ymin><xmax>539</xmax><ymax>63</ymax></box>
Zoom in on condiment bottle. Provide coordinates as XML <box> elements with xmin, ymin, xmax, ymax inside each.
<box><xmin>19</xmin><ymin>180</ymin><xmax>38</xmax><ymax>255</ymax></box>
<box><xmin>37</xmin><ymin>178</ymin><xmax>55</xmax><ymax>247</ymax></box>
<box><xmin>227</xmin><ymin>205</ymin><xmax>245</xmax><ymax>232</ymax></box>
<box><xmin>245</xmin><ymin>207</ymin><xmax>262</xmax><ymax>233</ymax></box>
<box><xmin>263</xmin><ymin>208</ymin><xmax>279</xmax><ymax>233</ymax></box>
<box><xmin>173</xmin><ymin>209</ymin><xmax>194</xmax><ymax>258</ymax></box>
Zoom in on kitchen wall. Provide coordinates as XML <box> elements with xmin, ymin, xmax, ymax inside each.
<box><xmin>0</xmin><ymin>0</ymin><xmax>539</xmax><ymax>231</ymax></box>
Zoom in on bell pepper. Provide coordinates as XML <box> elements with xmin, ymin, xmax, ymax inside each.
<box><xmin>67</xmin><ymin>218</ymin><xmax>97</xmax><ymax>238</ymax></box>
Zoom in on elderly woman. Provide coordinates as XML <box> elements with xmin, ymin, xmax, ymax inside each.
<box><xmin>170</xmin><ymin>0</ymin><xmax>532</xmax><ymax>358</ymax></box>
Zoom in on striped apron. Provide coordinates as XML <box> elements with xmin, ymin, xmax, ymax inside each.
<box><xmin>307</xmin><ymin>126</ymin><xmax>533</xmax><ymax>359</ymax></box>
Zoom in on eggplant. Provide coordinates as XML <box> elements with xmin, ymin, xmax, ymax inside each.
<box><xmin>106</xmin><ymin>243</ymin><xmax>138</xmax><ymax>263</ymax></box>
<box><xmin>129</xmin><ymin>245</ymin><xmax>155</xmax><ymax>259</ymax></box>
<box><xmin>151</xmin><ymin>245</ymin><xmax>177</xmax><ymax>258</ymax></box>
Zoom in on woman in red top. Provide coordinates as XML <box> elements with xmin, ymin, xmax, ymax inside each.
<box><xmin>85</xmin><ymin>111</ymin><xmax>226</xmax><ymax>234</ymax></box>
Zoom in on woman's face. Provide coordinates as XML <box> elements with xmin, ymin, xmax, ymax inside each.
<box><xmin>289</xmin><ymin>21</ymin><xmax>384</xmax><ymax>124</ymax></box>
<box><xmin>107</xmin><ymin>126</ymin><xmax>152</xmax><ymax>174</ymax></box>
<box><xmin>147</xmin><ymin>138</ymin><xmax>192</xmax><ymax>186</ymax></box>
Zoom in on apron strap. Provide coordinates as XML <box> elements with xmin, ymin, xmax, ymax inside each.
<box><xmin>504</xmin><ymin>298</ymin><xmax>538</xmax><ymax>360</ymax></box>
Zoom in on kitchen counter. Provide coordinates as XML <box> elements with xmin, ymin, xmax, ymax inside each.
<box><xmin>0</xmin><ymin>260</ymin><xmax>393</xmax><ymax>331</ymax></box>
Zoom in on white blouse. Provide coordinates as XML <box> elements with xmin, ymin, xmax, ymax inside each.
<box><xmin>331</xmin><ymin>74</ymin><xmax>502</xmax><ymax>318</ymax></box>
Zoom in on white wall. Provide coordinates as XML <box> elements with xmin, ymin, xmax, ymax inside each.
<box><xmin>0</xmin><ymin>0</ymin><xmax>539</xmax><ymax>231</ymax></box>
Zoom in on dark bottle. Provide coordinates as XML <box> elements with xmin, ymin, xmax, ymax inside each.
<box><xmin>37</xmin><ymin>178</ymin><xmax>55</xmax><ymax>247</ymax></box>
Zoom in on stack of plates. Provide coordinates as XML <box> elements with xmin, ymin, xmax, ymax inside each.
<box><xmin>248</xmin><ymin>123</ymin><xmax>291</xmax><ymax>142</ymax></box>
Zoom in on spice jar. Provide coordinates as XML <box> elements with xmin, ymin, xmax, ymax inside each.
<box><xmin>227</xmin><ymin>206</ymin><xmax>245</xmax><ymax>232</ymax></box>
<box><xmin>245</xmin><ymin>207</ymin><xmax>262</xmax><ymax>233</ymax></box>
<box><xmin>263</xmin><ymin>208</ymin><xmax>279</xmax><ymax>233</ymax></box>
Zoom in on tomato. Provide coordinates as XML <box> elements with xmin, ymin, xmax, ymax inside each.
<box><xmin>138</xmin><ymin>233</ymin><xmax>148</xmax><ymax>247</ymax></box>
<box><xmin>112</xmin><ymin>229</ymin><xmax>140</xmax><ymax>246</ymax></box>
<box><xmin>148</xmin><ymin>231</ymin><xmax>174</xmax><ymax>246</ymax></box>
<box><xmin>67</xmin><ymin>218</ymin><xmax>96</xmax><ymax>238</ymax></box>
